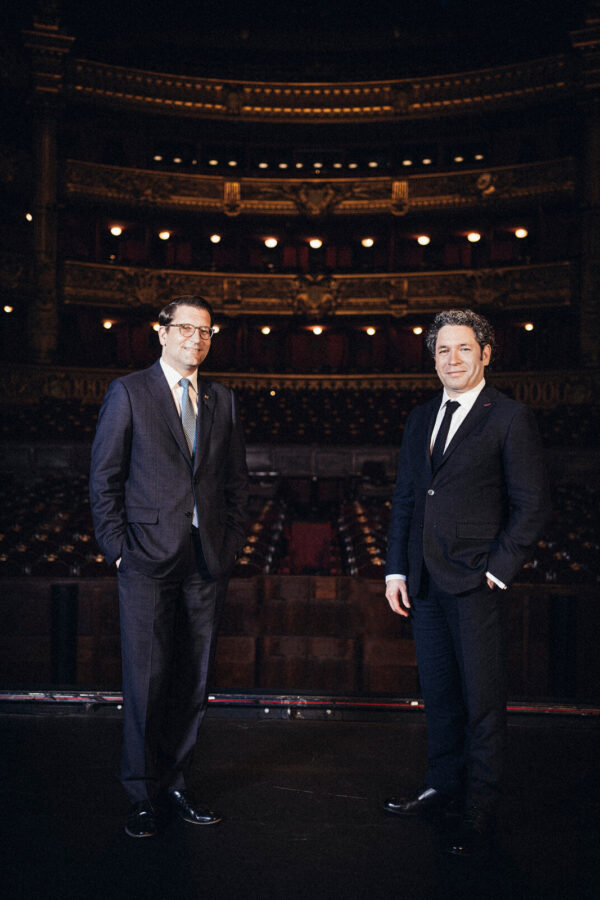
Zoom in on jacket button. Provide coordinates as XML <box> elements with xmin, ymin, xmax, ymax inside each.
<box><xmin>427</xmin><ymin>489</ymin><xmax>435</xmax><ymax>496</ymax></box>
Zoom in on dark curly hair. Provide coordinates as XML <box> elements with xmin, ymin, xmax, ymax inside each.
<box><xmin>425</xmin><ymin>309</ymin><xmax>496</xmax><ymax>359</ymax></box>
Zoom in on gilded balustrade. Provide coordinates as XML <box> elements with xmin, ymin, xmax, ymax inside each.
<box><xmin>62</xmin><ymin>260</ymin><xmax>572</xmax><ymax>318</ymax></box>
<box><xmin>64</xmin><ymin>158</ymin><xmax>575</xmax><ymax>216</ymax></box>
<box><xmin>0</xmin><ymin>365</ymin><xmax>596</xmax><ymax>409</ymax></box>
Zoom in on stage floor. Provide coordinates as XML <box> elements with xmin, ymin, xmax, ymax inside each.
<box><xmin>1</xmin><ymin>708</ymin><xmax>599</xmax><ymax>899</ymax></box>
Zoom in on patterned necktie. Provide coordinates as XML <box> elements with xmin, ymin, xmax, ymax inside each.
<box><xmin>431</xmin><ymin>400</ymin><xmax>459</xmax><ymax>469</ymax></box>
<box><xmin>179</xmin><ymin>377</ymin><xmax>196</xmax><ymax>456</ymax></box>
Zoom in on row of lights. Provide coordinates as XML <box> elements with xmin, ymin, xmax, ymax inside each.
<box><xmin>152</xmin><ymin>153</ymin><xmax>486</xmax><ymax>171</ymax></box>
<box><xmin>106</xmin><ymin>226</ymin><xmax>529</xmax><ymax>247</ymax></box>
<box><xmin>97</xmin><ymin>318</ymin><xmax>534</xmax><ymax>335</ymax></box>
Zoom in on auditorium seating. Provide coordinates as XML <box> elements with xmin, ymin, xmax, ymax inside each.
<box><xmin>2</xmin><ymin>395</ymin><xmax>598</xmax><ymax>448</ymax></box>
<box><xmin>0</xmin><ymin>470</ymin><xmax>597</xmax><ymax>585</ymax></box>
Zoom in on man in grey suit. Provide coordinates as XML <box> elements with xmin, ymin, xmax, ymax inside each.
<box><xmin>384</xmin><ymin>309</ymin><xmax>550</xmax><ymax>856</ymax></box>
<box><xmin>90</xmin><ymin>295</ymin><xmax>248</xmax><ymax>837</ymax></box>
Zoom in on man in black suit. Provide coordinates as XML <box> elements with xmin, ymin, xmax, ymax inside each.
<box><xmin>384</xmin><ymin>309</ymin><xmax>550</xmax><ymax>856</ymax></box>
<box><xmin>90</xmin><ymin>295</ymin><xmax>248</xmax><ymax>837</ymax></box>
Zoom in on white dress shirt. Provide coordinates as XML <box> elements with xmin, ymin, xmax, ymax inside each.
<box><xmin>386</xmin><ymin>378</ymin><xmax>506</xmax><ymax>590</ymax></box>
<box><xmin>160</xmin><ymin>358</ymin><xmax>199</xmax><ymax>416</ymax></box>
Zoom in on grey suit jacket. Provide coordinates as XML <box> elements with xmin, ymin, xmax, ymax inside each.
<box><xmin>90</xmin><ymin>360</ymin><xmax>248</xmax><ymax>579</ymax></box>
<box><xmin>385</xmin><ymin>384</ymin><xmax>551</xmax><ymax>596</ymax></box>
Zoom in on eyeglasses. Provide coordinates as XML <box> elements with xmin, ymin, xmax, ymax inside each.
<box><xmin>168</xmin><ymin>323</ymin><xmax>216</xmax><ymax>340</ymax></box>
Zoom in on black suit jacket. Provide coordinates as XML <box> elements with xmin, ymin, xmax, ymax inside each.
<box><xmin>90</xmin><ymin>360</ymin><xmax>248</xmax><ymax>579</ymax></box>
<box><xmin>386</xmin><ymin>384</ymin><xmax>550</xmax><ymax>596</ymax></box>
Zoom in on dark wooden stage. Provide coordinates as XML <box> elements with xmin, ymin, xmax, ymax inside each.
<box><xmin>1</xmin><ymin>696</ymin><xmax>598</xmax><ymax>900</ymax></box>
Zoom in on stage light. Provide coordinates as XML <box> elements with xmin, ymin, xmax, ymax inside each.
<box><xmin>103</xmin><ymin>320</ymin><xmax>113</xmax><ymax>330</ymax></box>
<box><xmin>368</xmin><ymin>161</ymin><xmax>378</xmax><ymax>168</ymax></box>
<box><xmin>25</xmin><ymin>212</ymin><xmax>33</xmax><ymax>222</ymax></box>
<box><xmin>3</xmin><ymin>305</ymin><xmax>14</xmax><ymax>313</ymax></box>
<box><xmin>208</xmin><ymin>159</ymin><xmax>218</xmax><ymax>166</ymax></box>
<box><xmin>212</xmin><ymin>324</ymin><xmax>220</xmax><ymax>334</ymax></box>
<box><xmin>295</xmin><ymin>162</ymin><xmax>304</xmax><ymax>169</ymax></box>
<box><xmin>153</xmin><ymin>154</ymin><xmax>163</xmax><ymax>161</ymax></box>
<box><xmin>515</xmin><ymin>227</ymin><xmax>528</xmax><ymax>239</ymax></box>
<box><xmin>158</xmin><ymin>230</ymin><xmax>171</xmax><ymax>241</ymax></box>
<box><xmin>348</xmin><ymin>162</ymin><xmax>358</xmax><ymax>169</ymax></box>
<box><xmin>402</xmin><ymin>159</ymin><xmax>413</xmax><ymax>167</ymax></box>
<box><xmin>413</xmin><ymin>326</ymin><xmax>423</xmax><ymax>335</ymax></box>
<box><xmin>467</xmin><ymin>231</ymin><xmax>481</xmax><ymax>243</ymax></box>
<box><xmin>152</xmin><ymin>322</ymin><xmax>160</xmax><ymax>331</ymax></box>
<box><xmin>278</xmin><ymin>162</ymin><xmax>288</xmax><ymax>169</ymax></box>
<box><xmin>333</xmin><ymin>162</ymin><xmax>343</xmax><ymax>169</ymax></box>
<box><xmin>417</xmin><ymin>235</ymin><xmax>430</xmax><ymax>246</ymax></box>
<box><xmin>261</xmin><ymin>326</ymin><xmax>271</xmax><ymax>335</ymax></box>
<box><xmin>228</xmin><ymin>160</ymin><xmax>238</xmax><ymax>167</ymax></box>
<box><xmin>264</xmin><ymin>237</ymin><xmax>278</xmax><ymax>248</ymax></box>
<box><xmin>210</xmin><ymin>234</ymin><xmax>222</xmax><ymax>244</ymax></box>
<box><xmin>312</xmin><ymin>325</ymin><xmax>323</xmax><ymax>335</ymax></box>
<box><xmin>361</xmin><ymin>237</ymin><xmax>375</xmax><ymax>248</ymax></box>
<box><xmin>269</xmin><ymin>389</ymin><xmax>277</xmax><ymax>396</ymax></box>
<box><xmin>474</xmin><ymin>153</ymin><xmax>485</xmax><ymax>161</ymax></box>
<box><xmin>258</xmin><ymin>161</ymin><xmax>269</xmax><ymax>169</ymax></box>
<box><xmin>524</xmin><ymin>322</ymin><xmax>534</xmax><ymax>332</ymax></box>
<box><xmin>422</xmin><ymin>158</ymin><xmax>432</xmax><ymax>165</ymax></box>
<box><xmin>173</xmin><ymin>157</ymin><xmax>182</xmax><ymax>164</ymax></box>
<box><xmin>314</xmin><ymin>162</ymin><xmax>323</xmax><ymax>169</ymax></box>
<box><xmin>309</xmin><ymin>238</ymin><xmax>323</xmax><ymax>249</ymax></box>
<box><xmin>366</xmin><ymin>327</ymin><xmax>376</xmax><ymax>336</ymax></box>
<box><xmin>109</xmin><ymin>225</ymin><xmax>123</xmax><ymax>236</ymax></box>
<box><xmin>454</xmin><ymin>155</ymin><xmax>464</xmax><ymax>163</ymax></box>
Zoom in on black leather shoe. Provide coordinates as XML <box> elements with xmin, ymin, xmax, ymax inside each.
<box><xmin>168</xmin><ymin>789</ymin><xmax>222</xmax><ymax>825</ymax></box>
<box><xmin>446</xmin><ymin>804</ymin><xmax>495</xmax><ymax>857</ymax></box>
<box><xmin>125</xmin><ymin>800</ymin><xmax>158</xmax><ymax>838</ymax></box>
<box><xmin>384</xmin><ymin>787</ymin><xmax>457</xmax><ymax>818</ymax></box>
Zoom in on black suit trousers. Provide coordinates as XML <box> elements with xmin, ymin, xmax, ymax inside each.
<box><xmin>117</xmin><ymin>531</ymin><xmax>226</xmax><ymax>803</ymax></box>
<box><xmin>411</xmin><ymin>571</ymin><xmax>508</xmax><ymax>810</ymax></box>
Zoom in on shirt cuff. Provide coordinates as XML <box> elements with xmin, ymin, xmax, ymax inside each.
<box><xmin>385</xmin><ymin>574</ymin><xmax>406</xmax><ymax>583</ymax></box>
<box><xmin>486</xmin><ymin>571</ymin><xmax>507</xmax><ymax>590</ymax></box>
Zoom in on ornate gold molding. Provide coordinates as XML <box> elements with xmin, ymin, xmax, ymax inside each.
<box><xmin>1</xmin><ymin>364</ymin><xmax>596</xmax><ymax>409</ymax></box>
<box><xmin>62</xmin><ymin>260</ymin><xmax>572</xmax><ymax>317</ymax></box>
<box><xmin>69</xmin><ymin>55</ymin><xmax>571</xmax><ymax>122</ymax></box>
<box><xmin>64</xmin><ymin>159</ymin><xmax>575</xmax><ymax>216</ymax></box>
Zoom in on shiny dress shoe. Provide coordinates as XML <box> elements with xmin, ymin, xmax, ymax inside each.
<box><xmin>383</xmin><ymin>786</ymin><xmax>457</xmax><ymax>817</ymax></box>
<box><xmin>168</xmin><ymin>789</ymin><xmax>222</xmax><ymax>825</ymax></box>
<box><xmin>446</xmin><ymin>804</ymin><xmax>495</xmax><ymax>857</ymax></box>
<box><xmin>125</xmin><ymin>800</ymin><xmax>158</xmax><ymax>838</ymax></box>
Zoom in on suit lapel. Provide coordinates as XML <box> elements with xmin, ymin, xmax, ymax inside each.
<box><xmin>426</xmin><ymin>396</ymin><xmax>442</xmax><ymax>471</ymax></box>
<box><xmin>437</xmin><ymin>386</ymin><xmax>496</xmax><ymax>469</ymax></box>
<box><xmin>145</xmin><ymin>361</ymin><xmax>192</xmax><ymax>465</ymax></box>
<box><xmin>194</xmin><ymin>379</ymin><xmax>216</xmax><ymax>473</ymax></box>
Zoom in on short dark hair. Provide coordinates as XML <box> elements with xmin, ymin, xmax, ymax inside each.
<box><xmin>158</xmin><ymin>295</ymin><xmax>214</xmax><ymax>327</ymax></box>
<box><xmin>425</xmin><ymin>308</ymin><xmax>496</xmax><ymax>359</ymax></box>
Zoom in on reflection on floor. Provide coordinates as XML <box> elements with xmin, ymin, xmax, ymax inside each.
<box><xmin>1</xmin><ymin>707</ymin><xmax>598</xmax><ymax>899</ymax></box>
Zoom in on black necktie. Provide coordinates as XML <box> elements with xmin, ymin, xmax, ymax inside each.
<box><xmin>431</xmin><ymin>400</ymin><xmax>459</xmax><ymax>470</ymax></box>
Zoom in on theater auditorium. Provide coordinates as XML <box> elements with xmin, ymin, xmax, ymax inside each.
<box><xmin>1</xmin><ymin>1</ymin><xmax>599</xmax><ymax>897</ymax></box>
